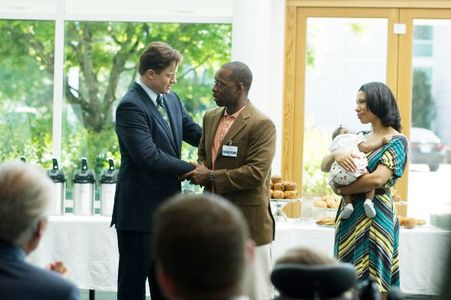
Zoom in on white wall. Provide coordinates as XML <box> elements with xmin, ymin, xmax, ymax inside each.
<box><xmin>232</xmin><ymin>0</ymin><xmax>285</xmax><ymax>175</ymax></box>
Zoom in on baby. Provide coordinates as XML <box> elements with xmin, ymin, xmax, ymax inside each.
<box><xmin>329</xmin><ymin>126</ymin><xmax>389</xmax><ymax>219</ymax></box>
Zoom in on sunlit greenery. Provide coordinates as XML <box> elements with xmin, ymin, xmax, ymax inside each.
<box><xmin>412</xmin><ymin>68</ymin><xmax>435</xmax><ymax>129</ymax></box>
<box><xmin>302</xmin><ymin>120</ymin><xmax>332</xmax><ymax>197</ymax></box>
<box><xmin>0</xmin><ymin>20</ymin><xmax>231</xmax><ymax>197</ymax></box>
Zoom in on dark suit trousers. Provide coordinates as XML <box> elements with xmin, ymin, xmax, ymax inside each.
<box><xmin>116</xmin><ymin>230</ymin><xmax>164</xmax><ymax>300</ymax></box>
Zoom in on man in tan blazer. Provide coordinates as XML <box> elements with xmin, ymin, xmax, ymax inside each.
<box><xmin>183</xmin><ymin>61</ymin><xmax>276</xmax><ymax>300</ymax></box>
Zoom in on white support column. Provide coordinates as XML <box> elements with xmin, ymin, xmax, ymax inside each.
<box><xmin>232</xmin><ymin>0</ymin><xmax>285</xmax><ymax>174</ymax></box>
<box><xmin>52</xmin><ymin>0</ymin><xmax>65</xmax><ymax>161</ymax></box>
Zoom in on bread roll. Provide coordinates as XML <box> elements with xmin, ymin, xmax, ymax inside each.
<box><xmin>325</xmin><ymin>197</ymin><xmax>338</xmax><ymax>209</ymax></box>
<box><xmin>271</xmin><ymin>175</ymin><xmax>282</xmax><ymax>183</ymax></box>
<box><xmin>313</xmin><ymin>199</ymin><xmax>327</xmax><ymax>208</ymax></box>
<box><xmin>400</xmin><ymin>217</ymin><xmax>416</xmax><ymax>229</ymax></box>
<box><xmin>283</xmin><ymin>181</ymin><xmax>297</xmax><ymax>191</ymax></box>
<box><xmin>272</xmin><ymin>190</ymin><xmax>284</xmax><ymax>199</ymax></box>
<box><xmin>273</xmin><ymin>182</ymin><xmax>285</xmax><ymax>191</ymax></box>
<box><xmin>416</xmin><ymin>219</ymin><xmax>426</xmax><ymax>225</ymax></box>
<box><xmin>284</xmin><ymin>190</ymin><xmax>298</xmax><ymax>199</ymax></box>
<box><xmin>316</xmin><ymin>217</ymin><xmax>335</xmax><ymax>226</ymax></box>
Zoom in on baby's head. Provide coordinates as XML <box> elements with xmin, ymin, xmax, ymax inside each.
<box><xmin>331</xmin><ymin>125</ymin><xmax>354</xmax><ymax>140</ymax></box>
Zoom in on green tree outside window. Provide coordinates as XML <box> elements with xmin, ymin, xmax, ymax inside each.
<box><xmin>0</xmin><ymin>20</ymin><xmax>231</xmax><ymax>199</ymax></box>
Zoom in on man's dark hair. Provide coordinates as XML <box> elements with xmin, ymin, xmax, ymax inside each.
<box><xmin>359</xmin><ymin>82</ymin><xmax>402</xmax><ymax>132</ymax></box>
<box><xmin>154</xmin><ymin>193</ymin><xmax>249</xmax><ymax>299</ymax></box>
<box><xmin>222</xmin><ymin>61</ymin><xmax>253</xmax><ymax>95</ymax></box>
<box><xmin>138</xmin><ymin>41</ymin><xmax>182</xmax><ymax>75</ymax></box>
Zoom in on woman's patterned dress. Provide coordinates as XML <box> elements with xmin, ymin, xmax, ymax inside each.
<box><xmin>334</xmin><ymin>134</ymin><xmax>408</xmax><ymax>292</ymax></box>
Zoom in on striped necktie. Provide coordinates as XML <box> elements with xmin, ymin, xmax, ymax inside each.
<box><xmin>156</xmin><ymin>94</ymin><xmax>171</xmax><ymax>127</ymax></box>
<box><xmin>156</xmin><ymin>94</ymin><xmax>174</xmax><ymax>142</ymax></box>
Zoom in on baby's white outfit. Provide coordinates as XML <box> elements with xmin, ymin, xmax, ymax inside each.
<box><xmin>329</xmin><ymin>133</ymin><xmax>368</xmax><ymax>187</ymax></box>
<box><xmin>329</xmin><ymin>133</ymin><xmax>376</xmax><ymax>219</ymax></box>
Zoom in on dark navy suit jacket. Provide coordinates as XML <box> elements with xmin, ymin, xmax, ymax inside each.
<box><xmin>112</xmin><ymin>82</ymin><xmax>201</xmax><ymax>232</ymax></box>
<box><xmin>0</xmin><ymin>240</ymin><xmax>79</xmax><ymax>300</ymax></box>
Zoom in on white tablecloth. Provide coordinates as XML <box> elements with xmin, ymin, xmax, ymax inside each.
<box><xmin>28</xmin><ymin>216</ymin><xmax>118</xmax><ymax>291</ymax></box>
<box><xmin>28</xmin><ymin>216</ymin><xmax>451</xmax><ymax>295</ymax></box>
<box><xmin>273</xmin><ymin>221</ymin><xmax>451</xmax><ymax>295</ymax></box>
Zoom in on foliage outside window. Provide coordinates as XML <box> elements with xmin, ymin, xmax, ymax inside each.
<box><xmin>0</xmin><ymin>20</ymin><xmax>232</xmax><ymax>198</ymax></box>
<box><xmin>0</xmin><ymin>20</ymin><xmax>54</xmax><ymax>167</ymax></box>
<box><xmin>302</xmin><ymin>120</ymin><xmax>333</xmax><ymax>198</ymax></box>
<box><xmin>412</xmin><ymin>68</ymin><xmax>435</xmax><ymax>129</ymax></box>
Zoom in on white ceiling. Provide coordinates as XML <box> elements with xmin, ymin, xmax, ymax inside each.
<box><xmin>0</xmin><ymin>0</ymin><xmax>233</xmax><ymax>22</ymax></box>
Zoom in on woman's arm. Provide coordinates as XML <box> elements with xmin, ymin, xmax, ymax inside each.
<box><xmin>321</xmin><ymin>149</ymin><xmax>359</xmax><ymax>172</ymax></box>
<box><xmin>358</xmin><ymin>138</ymin><xmax>384</xmax><ymax>153</ymax></box>
<box><xmin>321</xmin><ymin>153</ymin><xmax>335</xmax><ymax>172</ymax></box>
<box><xmin>358</xmin><ymin>134</ymin><xmax>393</xmax><ymax>153</ymax></box>
<box><xmin>338</xmin><ymin>163</ymin><xmax>393</xmax><ymax>195</ymax></box>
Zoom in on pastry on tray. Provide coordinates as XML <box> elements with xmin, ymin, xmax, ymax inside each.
<box><xmin>284</xmin><ymin>190</ymin><xmax>298</xmax><ymax>199</ymax></box>
<box><xmin>316</xmin><ymin>217</ymin><xmax>335</xmax><ymax>226</ymax></box>
<box><xmin>271</xmin><ymin>175</ymin><xmax>282</xmax><ymax>183</ymax></box>
<box><xmin>272</xmin><ymin>190</ymin><xmax>284</xmax><ymax>199</ymax></box>
<box><xmin>399</xmin><ymin>217</ymin><xmax>417</xmax><ymax>229</ymax></box>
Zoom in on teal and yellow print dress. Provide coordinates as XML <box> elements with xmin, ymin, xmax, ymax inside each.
<box><xmin>334</xmin><ymin>134</ymin><xmax>408</xmax><ymax>292</ymax></box>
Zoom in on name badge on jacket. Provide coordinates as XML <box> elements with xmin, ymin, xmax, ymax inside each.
<box><xmin>222</xmin><ymin>145</ymin><xmax>238</xmax><ymax>157</ymax></box>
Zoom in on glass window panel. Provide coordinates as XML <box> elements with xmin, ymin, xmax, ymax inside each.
<box><xmin>408</xmin><ymin>19</ymin><xmax>451</xmax><ymax>221</ymax></box>
<box><xmin>303</xmin><ymin>18</ymin><xmax>388</xmax><ymax>198</ymax></box>
<box><xmin>62</xmin><ymin>21</ymin><xmax>231</xmax><ymax>200</ymax></box>
<box><xmin>413</xmin><ymin>43</ymin><xmax>433</xmax><ymax>57</ymax></box>
<box><xmin>414</xmin><ymin>25</ymin><xmax>433</xmax><ymax>40</ymax></box>
<box><xmin>0</xmin><ymin>20</ymin><xmax>54</xmax><ymax>166</ymax></box>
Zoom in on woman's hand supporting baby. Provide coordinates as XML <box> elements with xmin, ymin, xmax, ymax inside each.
<box><xmin>333</xmin><ymin>149</ymin><xmax>361</xmax><ymax>173</ymax></box>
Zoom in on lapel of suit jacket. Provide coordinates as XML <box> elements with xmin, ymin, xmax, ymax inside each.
<box><xmin>205</xmin><ymin>107</ymin><xmax>225</xmax><ymax>167</ymax></box>
<box><xmin>162</xmin><ymin>95</ymin><xmax>181</xmax><ymax>153</ymax></box>
<box><xmin>212</xmin><ymin>103</ymin><xmax>253</xmax><ymax>163</ymax></box>
<box><xmin>134</xmin><ymin>83</ymin><xmax>178</xmax><ymax>153</ymax></box>
<box><xmin>221</xmin><ymin>102</ymin><xmax>252</xmax><ymax>144</ymax></box>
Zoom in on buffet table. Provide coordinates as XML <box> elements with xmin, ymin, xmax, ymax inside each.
<box><xmin>274</xmin><ymin>221</ymin><xmax>451</xmax><ymax>295</ymax></box>
<box><xmin>28</xmin><ymin>216</ymin><xmax>451</xmax><ymax>295</ymax></box>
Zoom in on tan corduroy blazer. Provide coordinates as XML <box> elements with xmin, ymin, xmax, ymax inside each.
<box><xmin>198</xmin><ymin>102</ymin><xmax>276</xmax><ymax>246</ymax></box>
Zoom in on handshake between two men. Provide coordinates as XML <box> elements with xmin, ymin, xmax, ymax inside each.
<box><xmin>178</xmin><ymin>163</ymin><xmax>212</xmax><ymax>187</ymax></box>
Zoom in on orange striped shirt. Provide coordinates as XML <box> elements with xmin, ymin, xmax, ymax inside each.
<box><xmin>211</xmin><ymin>105</ymin><xmax>247</xmax><ymax>168</ymax></box>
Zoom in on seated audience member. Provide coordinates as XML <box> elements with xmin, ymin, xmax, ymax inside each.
<box><xmin>0</xmin><ymin>161</ymin><xmax>79</xmax><ymax>300</ymax></box>
<box><xmin>153</xmin><ymin>193</ymin><xmax>255</xmax><ymax>300</ymax></box>
<box><xmin>272</xmin><ymin>247</ymin><xmax>357</xmax><ymax>300</ymax></box>
<box><xmin>276</xmin><ymin>246</ymin><xmax>338</xmax><ymax>265</ymax></box>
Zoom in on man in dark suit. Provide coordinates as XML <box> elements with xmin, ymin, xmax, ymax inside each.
<box><xmin>112</xmin><ymin>41</ymin><xmax>202</xmax><ymax>300</ymax></box>
<box><xmin>0</xmin><ymin>161</ymin><xmax>79</xmax><ymax>300</ymax></box>
<box><xmin>183</xmin><ymin>61</ymin><xmax>276</xmax><ymax>300</ymax></box>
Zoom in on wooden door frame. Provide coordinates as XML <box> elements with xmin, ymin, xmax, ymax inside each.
<box><xmin>397</xmin><ymin>8</ymin><xmax>451</xmax><ymax>141</ymax></box>
<box><xmin>283</xmin><ymin>2</ymin><xmax>451</xmax><ymax>216</ymax></box>
<box><xmin>286</xmin><ymin>0</ymin><xmax>451</xmax><ymax>9</ymax></box>
<box><xmin>282</xmin><ymin>7</ymin><xmax>400</xmax><ymax>204</ymax></box>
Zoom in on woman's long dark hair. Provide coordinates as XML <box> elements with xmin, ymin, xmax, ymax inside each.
<box><xmin>359</xmin><ymin>82</ymin><xmax>402</xmax><ymax>132</ymax></box>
